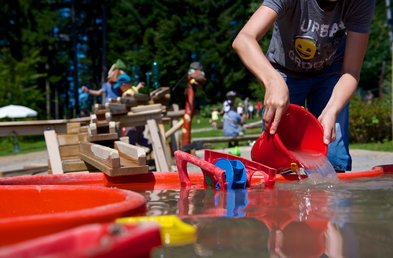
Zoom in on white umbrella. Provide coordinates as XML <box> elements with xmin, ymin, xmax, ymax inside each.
<box><xmin>0</xmin><ymin>104</ymin><xmax>38</xmax><ymax>119</ymax></box>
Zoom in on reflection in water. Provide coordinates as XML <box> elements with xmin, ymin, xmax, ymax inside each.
<box><xmin>147</xmin><ymin>176</ymin><xmax>393</xmax><ymax>257</ymax></box>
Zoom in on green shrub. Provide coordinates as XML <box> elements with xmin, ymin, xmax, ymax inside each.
<box><xmin>349</xmin><ymin>95</ymin><xmax>392</xmax><ymax>143</ymax></box>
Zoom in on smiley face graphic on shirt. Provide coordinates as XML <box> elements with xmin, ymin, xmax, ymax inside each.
<box><xmin>294</xmin><ymin>36</ymin><xmax>317</xmax><ymax>60</ymax></box>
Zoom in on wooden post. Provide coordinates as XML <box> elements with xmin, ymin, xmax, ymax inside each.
<box><xmin>181</xmin><ymin>81</ymin><xmax>195</xmax><ymax>150</ymax></box>
<box><xmin>44</xmin><ymin>130</ymin><xmax>63</xmax><ymax>174</ymax></box>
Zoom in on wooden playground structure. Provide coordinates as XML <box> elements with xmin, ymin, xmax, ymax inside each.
<box><xmin>0</xmin><ymin>84</ymin><xmax>260</xmax><ymax>177</ymax></box>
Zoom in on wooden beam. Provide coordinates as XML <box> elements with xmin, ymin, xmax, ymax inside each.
<box><xmin>62</xmin><ymin>159</ymin><xmax>94</xmax><ymax>172</ymax></box>
<box><xmin>130</xmin><ymin>104</ymin><xmax>162</xmax><ymax>113</ymax></box>
<box><xmin>114</xmin><ymin>141</ymin><xmax>146</xmax><ymax>166</ymax></box>
<box><xmin>146</xmin><ymin>119</ymin><xmax>170</xmax><ymax>171</ymax></box>
<box><xmin>165</xmin><ymin>119</ymin><xmax>184</xmax><ymax>138</ymax></box>
<box><xmin>80</xmin><ymin>142</ymin><xmax>148</xmax><ymax>176</ymax></box>
<box><xmin>67</xmin><ymin>122</ymin><xmax>81</xmax><ymax>134</ymax></box>
<box><xmin>112</xmin><ymin>110</ymin><xmax>162</xmax><ymax>128</ymax></box>
<box><xmin>0</xmin><ymin>117</ymin><xmax>91</xmax><ymax>137</ymax></box>
<box><xmin>44</xmin><ymin>130</ymin><xmax>63</xmax><ymax>174</ymax></box>
<box><xmin>59</xmin><ymin>145</ymin><xmax>80</xmax><ymax>159</ymax></box>
<box><xmin>80</xmin><ymin>142</ymin><xmax>120</xmax><ymax>172</ymax></box>
<box><xmin>57</xmin><ymin>134</ymin><xmax>79</xmax><ymax>146</ymax></box>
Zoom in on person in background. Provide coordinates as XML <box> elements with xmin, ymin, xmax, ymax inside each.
<box><xmin>81</xmin><ymin>60</ymin><xmax>126</xmax><ymax>104</ymax></box>
<box><xmin>221</xmin><ymin>90</ymin><xmax>237</xmax><ymax>115</ymax></box>
<box><xmin>243</xmin><ymin>97</ymin><xmax>250</xmax><ymax>119</ymax></box>
<box><xmin>210</xmin><ymin>106</ymin><xmax>219</xmax><ymax>129</ymax></box>
<box><xmin>78</xmin><ymin>87</ymin><xmax>92</xmax><ymax>117</ymax></box>
<box><xmin>113</xmin><ymin>73</ymin><xmax>152</xmax><ymax>152</ymax></box>
<box><xmin>237</xmin><ymin>102</ymin><xmax>244</xmax><ymax>117</ymax></box>
<box><xmin>232</xmin><ymin>0</ymin><xmax>375</xmax><ymax>171</ymax></box>
<box><xmin>248</xmin><ymin>101</ymin><xmax>254</xmax><ymax>120</ymax></box>
<box><xmin>222</xmin><ymin>98</ymin><xmax>243</xmax><ymax>147</ymax></box>
<box><xmin>256</xmin><ymin>101</ymin><xmax>263</xmax><ymax>118</ymax></box>
<box><xmin>112</xmin><ymin>73</ymin><xmax>132</xmax><ymax>96</ymax></box>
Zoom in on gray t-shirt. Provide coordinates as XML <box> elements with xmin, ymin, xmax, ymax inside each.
<box><xmin>263</xmin><ymin>0</ymin><xmax>375</xmax><ymax>74</ymax></box>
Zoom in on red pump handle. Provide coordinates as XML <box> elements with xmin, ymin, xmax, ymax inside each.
<box><xmin>174</xmin><ymin>150</ymin><xmax>227</xmax><ymax>189</ymax></box>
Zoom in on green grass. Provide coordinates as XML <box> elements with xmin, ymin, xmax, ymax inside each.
<box><xmin>0</xmin><ymin>136</ymin><xmax>47</xmax><ymax>156</ymax></box>
<box><xmin>349</xmin><ymin>141</ymin><xmax>393</xmax><ymax>152</ymax></box>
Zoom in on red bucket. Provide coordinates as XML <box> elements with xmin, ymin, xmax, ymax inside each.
<box><xmin>251</xmin><ymin>104</ymin><xmax>327</xmax><ymax>172</ymax></box>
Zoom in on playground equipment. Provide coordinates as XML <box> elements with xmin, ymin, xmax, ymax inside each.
<box><xmin>181</xmin><ymin>62</ymin><xmax>206</xmax><ymax>150</ymax></box>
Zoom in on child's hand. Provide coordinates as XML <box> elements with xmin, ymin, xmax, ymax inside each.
<box><xmin>318</xmin><ymin>109</ymin><xmax>337</xmax><ymax>144</ymax></box>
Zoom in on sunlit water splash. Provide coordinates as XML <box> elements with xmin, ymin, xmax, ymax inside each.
<box><xmin>289</xmin><ymin>150</ymin><xmax>339</xmax><ymax>184</ymax></box>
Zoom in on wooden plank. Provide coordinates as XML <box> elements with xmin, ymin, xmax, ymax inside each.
<box><xmin>109</xmin><ymin>121</ymin><xmax>117</xmax><ymax>134</ymax></box>
<box><xmin>169</xmin><ymin>104</ymin><xmax>181</xmax><ymax>152</ymax></box>
<box><xmin>62</xmin><ymin>159</ymin><xmax>96</xmax><ymax>172</ymax></box>
<box><xmin>94</xmin><ymin>103</ymin><xmax>110</xmax><ymax>112</ymax></box>
<box><xmin>106</xmin><ymin>102</ymin><xmax>127</xmax><ymax>114</ymax></box>
<box><xmin>80</xmin><ymin>142</ymin><xmax>120</xmax><ymax>171</ymax></box>
<box><xmin>118</xmin><ymin>157</ymin><xmax>148</xmax><ymax>175</ymax></box>
<box><xmin>78</xmin><ymin>132</ymin><xmax>88</xmax><ymax>143</ymax></box>
<box><xmin>60</xmin><ymin>155</ymin><xmax>81</xmax><ymax>161</ymax></box>
<box><xmin>158</xmin><ymin>122</ymin><xmax>172</xmax><ymax>166</ymax></box>
<box><xmin>114</xmin><ymin>141</ymin><xmax>146</xmax><ymax>166</ymax></box>
<box><xmin>57</xmin><ymin>134</ymin><xmax>79</xmax><ymax>146</ymax></box>
<box><xmin>165</xmin><ymin>109</ymin><xmax>184</xmax><ymax>119</ymax></box>
<box><xmin>67</xmin><ymin>122</ymin><xmax>81</xmax><ymax>134</ymax></box>
<box><xmin>80</xmin><ymin>142</ymin><xmax>148</xmax><ymax>176</ymax></box>
<box><xmin>165</xmin><ymin>119</ymin><xmax>184</xmax><ymax>138</ymax></box>
<box><xmin>0</xmin><ymin>117</ymin><xmax>90</xmax><ymax>137</ymax></box>
<box><xmin>90</xmin><ymin>113</ymin><xmax>110</xmax><ymax>124</ymax></box>
<box><xmin>120</xmin><ymin>97</ymin><xmax>138</xmax><ymax>108</ymax></box>
<box><xmin>130</xmin><ymin>104</ymin><xmax>162</xmax><ymax>113</ymax></box>
<box><xmin>80</xmin><ymin>125</ymin><xmax>88</xmax><ymax>133</ymax></box>
<box><xmin>243</xmin><ymin>120</ymin><xmax>263</xmax><ymax>129</ymax></box>
<box><xmin>119</xmin><ymin>136</ymin><xmax>129</xmax><ymax>143</ymax></box>
<box><xmin>87</xmin><ymin>133</ymin><xmax>118</xmax><ymax>142</ymax></box>
<box><xmin>146</xmin><ymin>119</ymin><xmax>170</xmax><ymax>172</ymax></box>
<box><xmin>0</xmin><ymin>120</ymin><xmax>68</xmax><ymax>137</ymax></box>
<box><xmin>59</xmin><ymin>144</ymin><xmax>80</xmax><ymax>158</ymax></box>
<box><xmin>113</xmin><ymin>110</ymin><xmax>162</xmax><ymax>128</ymax></box>
<box><xmin>88</xmin><ymin>123</ymin><xmax>97</xmax><ymax>135</ymax></box>
<box><xmin>44</xmin><ymin>130</ymin><xmax>63</xmax><ymax>174</ymax></box>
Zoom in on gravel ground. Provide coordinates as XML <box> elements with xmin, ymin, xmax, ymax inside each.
<box><xmin>0</xmin><ymin>147</ymin><xmax>392</xmax><ymax>173</ymax></box>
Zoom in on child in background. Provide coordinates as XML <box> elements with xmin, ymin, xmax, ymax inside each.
<box><xmin>210</xmin><ymin>106</ymin><xmax>219</xmax><ymax>129</ymax></box>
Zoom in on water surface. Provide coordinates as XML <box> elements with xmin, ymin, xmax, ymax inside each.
<box><xmin>136</xmin><ymin>176</ymin><xmax>393</xmax><ymax>257</ymax></box>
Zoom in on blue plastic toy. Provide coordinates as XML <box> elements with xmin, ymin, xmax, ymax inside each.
<box><xmin>214</xmin><ymin>158</ymin><xmax>247</xmax><ymax>190</ymax></box>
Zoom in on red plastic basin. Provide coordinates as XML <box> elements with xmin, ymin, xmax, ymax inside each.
<box><xmin>0</xmin><ymin>185</ymin><xmax>146</xmax><ymax>246</ymax></box>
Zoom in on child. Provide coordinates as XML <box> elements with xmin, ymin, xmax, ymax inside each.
<box><xmin>210</xmin><ymin>106</ymin><xmax>219</xmax><ymax>129</ymax></box>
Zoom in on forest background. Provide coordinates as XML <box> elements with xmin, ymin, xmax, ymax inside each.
<box><xmin>0</xmin><ymin>0</ymin><xmax>392</xmax><ymax>144</ymax></box>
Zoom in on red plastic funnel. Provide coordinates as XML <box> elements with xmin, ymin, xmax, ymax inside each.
<box><xmin>251</xmin><ymin>104</ymin><xmax>327</xmax><ymax>172</ymax></box>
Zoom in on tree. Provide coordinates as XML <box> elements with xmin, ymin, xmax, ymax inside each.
<box><xmin>0</xmin><ymin>49</ymin><xmax>44</xmax><ymax>109</ymax></box>
<box><xmin>0</xmin><ymin>0</ymin><xmax>391</xmax><ymax>121</ymax></box>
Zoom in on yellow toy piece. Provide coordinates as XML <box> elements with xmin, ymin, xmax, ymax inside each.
<box><xmin>117</xmin><ymin>215</ymin><xmax>196</xmax><ymax>246</ymax></box>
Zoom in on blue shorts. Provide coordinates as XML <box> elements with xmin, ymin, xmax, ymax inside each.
<box><xmin>277</xmin><ymin>64</ymin><xmax>352</xmax><ymax>171</ymax></box>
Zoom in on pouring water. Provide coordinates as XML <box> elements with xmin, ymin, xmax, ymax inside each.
<box><xmin>289</xmin><ymin>150</ymin><xmax>338</xmax><ymax>184</ymax></box>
